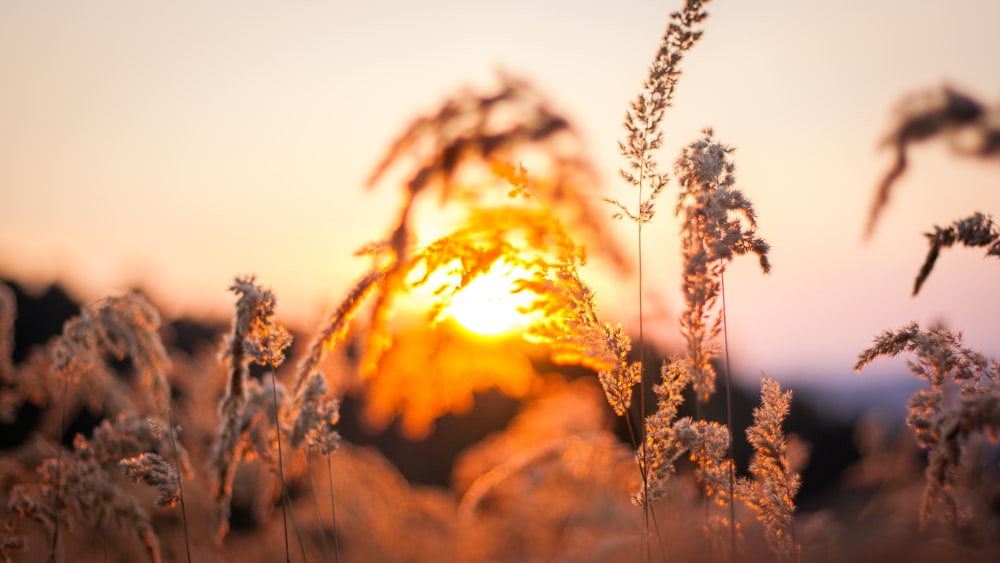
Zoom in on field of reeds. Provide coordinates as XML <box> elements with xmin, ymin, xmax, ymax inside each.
<box><xmin>1</xmin><ymin>1</ymin><xmax>999</xmax><ymax>561</ymax></box>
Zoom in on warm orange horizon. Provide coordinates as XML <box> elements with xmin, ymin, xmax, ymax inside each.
<box><xmin>2</xmin><ymin>0</ymin><xmax>999</xmax><ymax>391</ymax></box>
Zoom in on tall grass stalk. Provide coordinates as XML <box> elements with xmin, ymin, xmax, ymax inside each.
<box><xmin>721</xmin><ymin>274</ymin><xmax>736</xmax><ymax>559</ymax></box>
<box><xmin>47</xmin><ymin>378</ymin><xmax>68</xmax><ymax>563</ymax></box>
<box><xmin>269</xmin><ymin>373</ymin><xmax>291</xmax><ymax>563</ymax></box>
<box><xmin>165</xmin><ymin>406</ymin><xmax>192</xmax><ymax>563</ymax></box>
<box><xmin>280</xmin><ymin>470</ymin><xmax>308</xmax><ymax>563</ymax></box>
<box><xmin>608</xmin><ymin>2</ymin><xmax>711</xmax><ymax>555</ymax></box>
<box><xmin>326</xmin><ymin>454</ymin><xmax>341</xmax><ymax>563</ymax></box>
<box><xmin>305</xmin><ymin>464</ymin><xmax>330</xmax><ymax>563</ymax></box>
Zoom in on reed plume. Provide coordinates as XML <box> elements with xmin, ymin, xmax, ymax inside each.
<box><xmin>346</xmin><ymin>76</ymin><xmax>627</xmax><ymax>432</ymax></box>
<box><xmin>211</xmin><ymin>275</ymin><xmax>292</xmax><ymax>541</ymax></box>
<box><xmin>865</xmin><ymin>86</ymin><xmax>1000</xmax><ymax>238</ymax></box>
<box><xmin>739</xmin><ymin>377</ymin><xmax>801</xmax><ymax>562</ymax></box>
<box><xmin>674</xmin><ymin>128</ymin><xmax>770</xmax><ymax>403</ymax></box>
<box><xmin>913</xmin><ymin>211</ymin><xmax>1000</xmax><ymax>295</ymax></box>
<box><xmin>856</xmin><ymin>322</ymin><xmax>1000</xmax><ymax>526</ymax></box>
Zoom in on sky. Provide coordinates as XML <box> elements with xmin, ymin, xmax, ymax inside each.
<box><xmin>1</xmin><ymin>0</ymin><xmax>999</xmax><ymax>399</ymax></box>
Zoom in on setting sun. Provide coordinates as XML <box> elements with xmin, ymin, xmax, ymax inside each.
<box><xmin>443</xmin><ymin>262</ymin><xmax>539</xmax><ymax>336</ymax></box>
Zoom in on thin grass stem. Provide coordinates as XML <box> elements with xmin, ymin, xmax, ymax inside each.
<box><xmin>269</xmin><ymin>373</ymin><xmax>291</xmax><ymax>563</ymax></box>
<box><xmin>166</xmin><ymin>405</ymin><xmax>192</xmax><ymax>563</ymax></box>
<box><xmin>637</xmin><ymin>155</ymin><xmax>652</xmax><ymax>563</ymax></box>
<box><xmin>721</xmin><ymin>273</ymin><xmax>736</xmax><ymax>562</ymax></box>
<box><xmin>326</xmin><ymin>453</ymin><xmax>341</xmax><ymax>563</ymax></box>
<box><xmin>281</xmin><ymin>480</ymin><xmax>308</xmax><ymax>563</ymax></box>
<box><xmin>306</xmin><ymin>460</ymin><xmax>331</xmax><ymax>563</ymax></box>
<box><xmin>47</xmin><ymin>377</ymin><xmax>69</xmax><ymax>563</ymax></box>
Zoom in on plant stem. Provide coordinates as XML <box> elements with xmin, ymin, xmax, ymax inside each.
<box><xmin>326</xmin><ymin>453</ymin><xmax>341</xmax><ymax>563</ymax></box>
<box><xmin>166</xmin><ymin>405</ymin><xmax>192</xmax><ymax>563</ymax></box>
<box><xmin>281</xmin><ymin>479</ymin><xmax>308</xmax><ymax>562</ymax></box>
<box><xmin>306</xmin><ymin>461</ymin><xmax>331</xmax><ymax>563</ymax></box>
<box><xmin>270</xmin><ymin>373</ymin><xmax>291</xmax><ymax>563</ymax></box>
<box><xmin>47</xmin><ymin>377</ymin><xmax>68</xmax><ymax>563</ymax></box>
<box><xmin>721</xmin><ymin>273</ymin><xmax>736</xmax><ymax>561</ymax></box>
<box><xmin>638</xmin><ymin>159</ymin><xmax>651</xmax><ymax>563</ymax></box>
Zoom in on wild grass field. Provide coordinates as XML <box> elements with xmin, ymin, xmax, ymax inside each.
<box><xmin>1</xmin><ymin>1</ymin><xmax>999</xmax><ymax>561</ymax></box>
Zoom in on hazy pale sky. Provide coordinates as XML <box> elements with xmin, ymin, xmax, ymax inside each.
<box><xmin>2</xmin><ymin>0</ymin><xmax>999</xmax><ymax>392</ymax></box>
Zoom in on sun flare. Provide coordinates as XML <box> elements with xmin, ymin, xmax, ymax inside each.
<box><xmin>443</xmin><ymin>263</ymin><xmax>539</xmax><ymax>336</ymax></box>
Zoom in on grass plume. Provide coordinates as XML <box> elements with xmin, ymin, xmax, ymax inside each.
<box><xmin>856</xmin><ymin>322</ymin><xmax>999</xmax><ymax>526</ymax></box>
<box><xmin>865</xmin><ymin>86</ymin><xmax>1000</xmax><ymax>238</ymax></box>
<box><xmin>739</xmin><ymin>377</ymin><xmax>802</xmax><ymax>562</ymax></box>
<box><xmin>211</xmin><ymin>276</ymin><xmax>292</xmax><ymax>542</ymax></box>
<box><xmin>913</xmin><ymin>211</ymin><xmax>1000</xmax><ymax>295</ymax></box>
<box><xmin>674</xmin><ymin>128</ymin><xmax>770</xmax><ymax>403</ymax></box>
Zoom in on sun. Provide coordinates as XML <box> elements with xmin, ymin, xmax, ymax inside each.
<box><xmin>443</xmin><ymin>262</ymin><xmax>539</xmax><ymax>336</ymax></box>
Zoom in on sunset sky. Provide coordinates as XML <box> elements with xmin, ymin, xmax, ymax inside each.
<box><xmin>2</xmin><ymin>0</ymin><xmax>998</xmax><ymax>398</ymax></box>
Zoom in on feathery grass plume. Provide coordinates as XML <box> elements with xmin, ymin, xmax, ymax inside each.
<box><xmin>739</xmin><ymin>377</ymin><xmax>801</xmax><ymax>562</ymax></box>
<box><xmin>362</xmin><ymin>200</ymin><xmax>589</xmax><ymax>436</ymax></box>
<box><xmin>10</xmin><ymin>414</ymin><xmax>179</xmax><ymax>563</ymax></box>
<box><xmin>45</xmin><ymin>457</ymin><xmax>161</xmax><ymax>563</ymax></box>
<box><xmin>354</xmin><ymin>78</ymin><xmax>626</xmax><ymax>431</ymax></box>
<box><xmin>360</xmin><ymin>153</ymin><xmax>622</xmax><ymax>433</ymax></box>
<box><xmin>855</xmin><ymin>322</ymin><xmax>1000</xmax><ymax>526</ymax></box>
<box><xmin>294</xmin><ymin>269</ymin><xmax>383</xmax><ymax>396</ymax></box>
<box><xmin>612</xmin><ymin>0</ymin><xmax>709</xmax><ymax>225</ymax></box>
<box><xmin>517</xmin><ymin>254</ymin><xmax>644</xmax><ymax>418</ymax></box>
<box><xmin>212</xmin><ymin>373</ymin><xmax>293</xmax><ymax>537</ymax></box>
<box><xmin>639</xmin><ymin>362</ymin><xmax>735</xmax><ymax>551</ymax></box>
<box><xmin>290</xmin><ymin>270</ymin><xmax>386</xmax><ymax>563</ymax></box>
<box><xmin>678</xmin><ymin>418</ymin><xmax>735</xmax><ymax>552</ymax></box>
<box><xmin>48</xmin><ymin>292</ymin><xmax>176</xmax><ymax>422</ymax></box>
<box><xmin>407</xmin><ymin>204</ymin><xmax>583</xmax><ymax>322</ymax></box>
<box><xmin>50</xmin><ymin>311</ymin><xmax>129</xmax><ymax>418</ymax></box>
<box><xmin>86</xmin><ymin>294</ymin><xmax>173</xmax><ymax>419</ymax></box>
<box><xmin>913</xmin><ymin>211</ymin><xmax>1000</xmax><ymax>295</ymax></box>
<box><xmin>33</xmin><ymin>292</ymin><xmax>192</xmax><ymax>561</ymax></box>
<box><xmin>674</xmin><ymin>128</ymin><xmax>771</xmax><ymax>403</ymax></box>
<box><xmin>290</xmin><ymin>270</ymin><xmax>381</xmax><ymax>453</ymax></box>
<box><xmin>609</xmin><ymin>3</ymin><xmax>711</xmax><ymax>542</ymax></box>
<box><xmin>865</xmin><ymin>86</ymin><xmax>1000</xmax><ymax>238</ymax></box>
<box><xmin>359</xmin><ymin>77</ymin><xmax>624</xmax><ymax>341</ymax></box>
<box><xmin>634</xmin><ymin>358</ymin><xmax>690</xmax><ymax>506</ymax></box>
<box><xmin>596</xmin><ymin>324</ymin><xmax>643</xmax><ymax>418</ymax></box>
<box><xmin>119</xmin><ymin>453</ymin><xmax>180</xmax><ymax>508</ymax></box>
<box><xmin>211</xmin><ymin>275</ymin><xmax>292</xmax><ymax>541</ymax></box>
<box><xmin>367</xmin><ymin>74</ymin><xmax>623</xmax><ymax>269</ymax></box>
<box><xmin>520</xmin><ymin>263</ymin><xmax>606</xmax><ymax>368</ymax></box>
<box><xmin>290</xmin><ymin>372</ymin><xmax>341</xmax><ymax>455</ymax></box>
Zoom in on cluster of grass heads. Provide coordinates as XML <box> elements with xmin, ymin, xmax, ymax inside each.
<box><xmin>0</xmin><ymin>1</ymin><xmax>999</xmax><ymax>562</ymax></box>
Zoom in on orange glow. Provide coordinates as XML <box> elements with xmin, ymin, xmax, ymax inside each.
<box><xmin>442</xmin><ymin>262</ymin><xmax>539</xmax><ymax>337</ymax></box>
<box><xmin>363</xmin><ymin>323</ymin><xmax>539</xmax><ymax>438</ymax></box>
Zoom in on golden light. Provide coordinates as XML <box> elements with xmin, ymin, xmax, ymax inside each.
<box><xmin>443</xmin><ymin>262</ymin><xmax>539</xmax><ymax>336</ymax></box>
